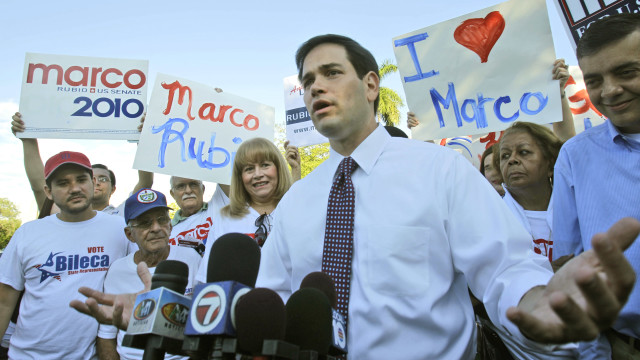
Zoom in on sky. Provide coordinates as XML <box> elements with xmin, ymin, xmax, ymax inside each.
<box><xmin>0</xmin><ymin>0</ymin><xmax>577</xmax><ymax>222</ymax></box>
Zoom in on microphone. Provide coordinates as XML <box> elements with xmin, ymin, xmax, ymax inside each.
<box><xmin>300</xmin><ymin>272</ymin><xmax>348</xmax><ymax>356</ymax></box>
<box><xmin>122</xmin><ymin>260</ymin><xmax>191</xmax><ymax>360</ymax></box>
<box><xmin>183</xmin><ymin>233</ymin><xmax>261</xmax><ymax>359</ymax></box>
<box><xmin>234</xmin><ymin>288</ymin><xmax>298</xmax><ymax>359</ymax></box>
<box><xmin>285</xmin><ymin>288</ymin><xmax>336</xmax><ymax>360</ymax></box>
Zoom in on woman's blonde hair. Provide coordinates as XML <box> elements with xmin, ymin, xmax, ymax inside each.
<box><xmin>222</xmin><ymin>137</ymin><xmax>292</xmax><ymax>218</ymax></box>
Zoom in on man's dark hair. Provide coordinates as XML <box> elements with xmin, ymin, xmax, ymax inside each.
<box><xmin>91</xmin><ymin>164</ymin><xmax>116</xmax><ymax>187</ymax></box>
<box><xmin>577</xmin><ymin>13</ymin><xmax>640</xmax><ymax>59</ymax></box>
<box><xmin>296</xmin><ymin>34</ymin><xmax>380</xmax><ymax>113</ymax></box>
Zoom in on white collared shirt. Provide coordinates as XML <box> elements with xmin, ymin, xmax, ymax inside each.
<box><xmin>257</xmin><ymin>125</ymin><xmax>556</xmax><ymax>359</ymax></box>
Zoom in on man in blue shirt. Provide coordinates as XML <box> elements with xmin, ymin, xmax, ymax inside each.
<box><xmin>553</xmin><ymin>13</ymin><xmax>640</xmax><ymax>359</ymax></box>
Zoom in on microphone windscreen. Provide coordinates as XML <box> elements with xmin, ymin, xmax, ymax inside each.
<box><xmin>151</xmin><ymin>260</ymin><xmax>189</xmax><ymax>294</ymax></box>
<box><xmin>207</xmin><ymin>232</ymin><xmax>261</xmax><ymax>286</ymax></box>
<box><xmin>285</xmin><ymin>288</ymin><xmax>332</xmax><ymax>355</ymax></box>
<box><xmin>300</xmin><ymin>272</ymin><xmax>337</xmax><ymax>308</ymax></box>
<box><xmin>235</xmin><ymin>288</ymin><xmax>286</xmax><ymax>355</ymax></box>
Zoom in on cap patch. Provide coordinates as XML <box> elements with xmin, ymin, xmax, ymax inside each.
<box><xmin>138</xmin><ymin>189</ymin><xmax>158</xmax><ymax>203</ymax></box>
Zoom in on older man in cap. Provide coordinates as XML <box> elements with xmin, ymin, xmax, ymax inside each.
<box><xmin>0</xmin><ymin>151</ymin><xmax>130</xmax><ymax>360</ymax></box>
<box><xmin>96</xmin><ymin>188</ymin><xmax>201</xmax><ymax>360</ymax></box>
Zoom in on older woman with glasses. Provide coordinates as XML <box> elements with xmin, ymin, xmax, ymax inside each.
<box><xmin>196</xmin><ymin>137</ymin><xmax>295</xmax><ymax>282</ymax></box>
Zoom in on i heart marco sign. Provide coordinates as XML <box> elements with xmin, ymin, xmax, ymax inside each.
<box><xmin>393</xmin><ymin>0</ymin><xmax>561</xmax><ymax>141</ymax></box>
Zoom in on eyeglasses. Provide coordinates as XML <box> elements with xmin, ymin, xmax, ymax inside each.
<box><xmin>173</xmin><ymin>182</ymin><xmax>202</xmax><ymax>192</ymax></box>
<box><xmin>130</xmin><ymin>215</ymin><xmax>171</xmax><ymax>230</ymax></box>
<box><xmin>94</xmin><ymin>176</ymin><xmax>111</xmax><ymax>183</ymax></box>
<box><xmin>254</xmin><ymin>213</ymin><xmax>270</xmax><ymax>247</ymax></box>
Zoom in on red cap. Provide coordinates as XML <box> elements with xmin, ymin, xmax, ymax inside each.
<box><xmin>44</xmin><ymin>151</ymin><xmax>93</xmax><ymax>180</ymax></box>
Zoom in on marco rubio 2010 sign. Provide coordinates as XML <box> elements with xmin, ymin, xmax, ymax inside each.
<box><xmin>19</xmin><ymin>52</ymin><xmax>148</xmax><ymax>140</ymax></box>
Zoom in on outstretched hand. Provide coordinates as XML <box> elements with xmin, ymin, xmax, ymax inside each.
<box><xmin>508</xmin><ymin>217</ymin><xmax>639</xmax><ymax>343</ymax></box>
<box><xmin>69</xmin><ymin>262</ymin><xmax>152</xmax><ymax>330</ymax></box>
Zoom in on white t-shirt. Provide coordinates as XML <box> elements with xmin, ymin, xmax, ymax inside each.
<box><xmin>102</xmin><ymin>203</ymin><xmax>124</xmax><ymax>216</ymax></box>
<box><xmin>97</xmin><ymin>246</ymin><xmax>201</xmax><ymax>360</ymax></box>
<box><xmin>524</xmin><ymin>209</ymin><xmax>553</xmax><ymax>261</ymax></box>
<box><xmin>169</xmin><ymin>185</ymin><xmax>229</xmax><ymax>252</ymax></box>
<box><xmin>0</xmin><ymin>211</ymin><xmax>129</xmax><ymax>360</ymax></box>
<box><xmin>196</xmin><ymin>207</ymin><xmax>272</xmax><ymax>283</ymax></box>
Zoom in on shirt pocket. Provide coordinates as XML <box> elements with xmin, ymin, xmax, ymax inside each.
<box><xmin>364</xmin><ymin>225</ymin><xmax>430</xmax><ymax>297</ymax></box>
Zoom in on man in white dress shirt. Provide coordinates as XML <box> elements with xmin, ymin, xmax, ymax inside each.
<box><xmin>254</xmin><ymin>34</ymin><xmax>640</xmax><ymax>359</ymax></box>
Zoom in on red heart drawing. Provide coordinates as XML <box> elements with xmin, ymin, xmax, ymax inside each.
<box><xmin>454</xmin><ymin>11</ymin><xmax>505</xmax><ymax>63</ymax></box>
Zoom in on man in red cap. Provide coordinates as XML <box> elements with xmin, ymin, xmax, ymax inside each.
<box><xmin>0</xmin><ymin>151</ymin><xmax>130</xmax><ymax>360</ymax></box>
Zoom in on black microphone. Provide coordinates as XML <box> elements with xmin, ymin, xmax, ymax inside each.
<box><xmin>122</xmin><ymin>260</ymin><xmax>191</xmax><ymax>360</ymax></box>
<box><xmin>300</xmin><ymin>272</ymin><xmax>347</xmax><ymax>356</ymax></box>
<box><xmin>285</xmin><ymin>288</ymin><xmax>337</xmax><ymax>360</ymax></box>
<box><xmin>234</xmin><ymin>288</ymin><xmax>298</xmax><ymax>359</ymax></box>
<box><xmin>183</xmin><ymin>233</ymin><xmax>261</xmax><ymax>360</ymax></box>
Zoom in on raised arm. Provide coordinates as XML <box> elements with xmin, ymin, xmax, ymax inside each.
<box><xmin>551</xmin><ymin>59</ymin><xmax>576</xmax><ymax>142</ymax></box>
<box><xmin>132</xmin><ymin>113</ymin><xmax>154</xmax><ymax>193</ymax></box>
<box><xmin>11</xmin><ymin>112</ymin><xmax>47</xmax><ymax>209</ymax></box>
<box><xmin>132</xmin><ymin>170</ymin><xmax>154</xmax><ymax>193</ymax></box>
<box><xmin>284</xmin><ymin>140</ymin><xmax>301</xmax><ymax>182</ymax></box>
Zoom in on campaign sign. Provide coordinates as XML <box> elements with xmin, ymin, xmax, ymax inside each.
<box><xmin>392</xmin><ymin>0</ymin><xmax>560</xmax><ymax>141</ymax></box>
<box><xmin>438</xmin><ymin>65</ymin><xmax>605</xmax><ymax>169</ymax></box>
<box><xmin>19</xmin><ymin>52</ymin><xmax>147</xmax><ymax>140</ymax></box>
<box><xmin>564</xmin><ymin>65</ymin><xmax>606</xmax><ymax>132</ymax></box>
<box><xmin>554</xmin><ymin>0</ymin><xmax>639</xmax><ymax>50</ymax></box>
<box><xmin>133</xmin><ymin>73</ymin><xmax>275</xmax><ymax>185</ymax></box>
<box><xmin>283</xmin><ymin>74</ymin><xmax>328</xmax><ymax>147</ymax></box>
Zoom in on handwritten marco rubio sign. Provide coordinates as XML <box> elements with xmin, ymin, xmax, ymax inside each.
<box><xmin>133</xmin><ymin>73</ymin><xmax>275</xmax><ymax>184</ymax></box>
<box><xmin>19</xmin><ymin>52</ymin><xmax>148</xmax><ymax>140</ymax></box>
<box><xmin>393</xmin><ymin>0</ymin><xmax>561</xmax><ymax>141</ymax></box>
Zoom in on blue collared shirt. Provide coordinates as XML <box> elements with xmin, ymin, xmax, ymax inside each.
<box><xmin>553</xmin><ymin>120</ymin><xmax>640</xmax><ymax>339</ymax></box>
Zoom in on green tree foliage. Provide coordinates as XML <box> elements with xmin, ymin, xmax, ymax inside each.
<box><xmin>298</xmin><ymin>143</ymin><xmax>330</xmax><ymax>178</ymax></box>
<box><xmin>0</xmin><ymin>198</ymin><xmax>22</xmax><ymax>250</ymax></box>
<box><xmin>377</xmin><ymin>60</ymin><xmax>405</xmax><ymax>126</ymax></box>
<box><xmin>167</xmin><ymin>201</ymin><xmax>179</xmax><ymax>219</ymax></box>
<box><xmin>275</xmin><ymin>124</ymin><xmax>330</xmax><ymax>179</ymax></box>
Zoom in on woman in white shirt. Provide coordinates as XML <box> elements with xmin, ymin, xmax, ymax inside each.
<box><xmin>488</xmin><ymin>121</ymin><xmax>579</xmax><ymax>359</ymax></box>
<box><xmin>197</xmin><ymin>137</ymin><xmax>293</xmax><ymax>282</ymax></box>
<box><xmin>494</xmin><ymin>121</ymin><xmax>563</xmax><ymax>263</ymax></box>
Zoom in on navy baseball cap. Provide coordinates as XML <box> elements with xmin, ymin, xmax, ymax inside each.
<box><xmin>124</xmin><ymin>188</ymin><xmax>171</xmax><ymax>224</ymax></box>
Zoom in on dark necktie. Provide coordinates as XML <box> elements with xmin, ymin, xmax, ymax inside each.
<box><xmin>321</xmin><ymin>156</ymin><xmax>358</xmax><ymax>324</ymax></box>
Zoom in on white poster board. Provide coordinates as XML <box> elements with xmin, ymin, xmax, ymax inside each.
<box><xmin>283</xmin><ymin>74</ymin><xmax>328</xmax><ymax>147</ymax></box>
<box><xmin>19</xmin><ymin>52</ymin><xmax>147</xmax><ymax>140</ymax></box>
<box><xmin>393</xmin><ymin>0</ymin><xmax>560</xmax><ymax>141</ymax></box>
<box><xmin>133</xmin><ymin>73</ymin><xmax>275</xmax><ymax>184</ymax></box>
<box><xmin>564</xmin><ymin>65</ymin><xmax>606</xmax><ymax>132</ymax></box>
